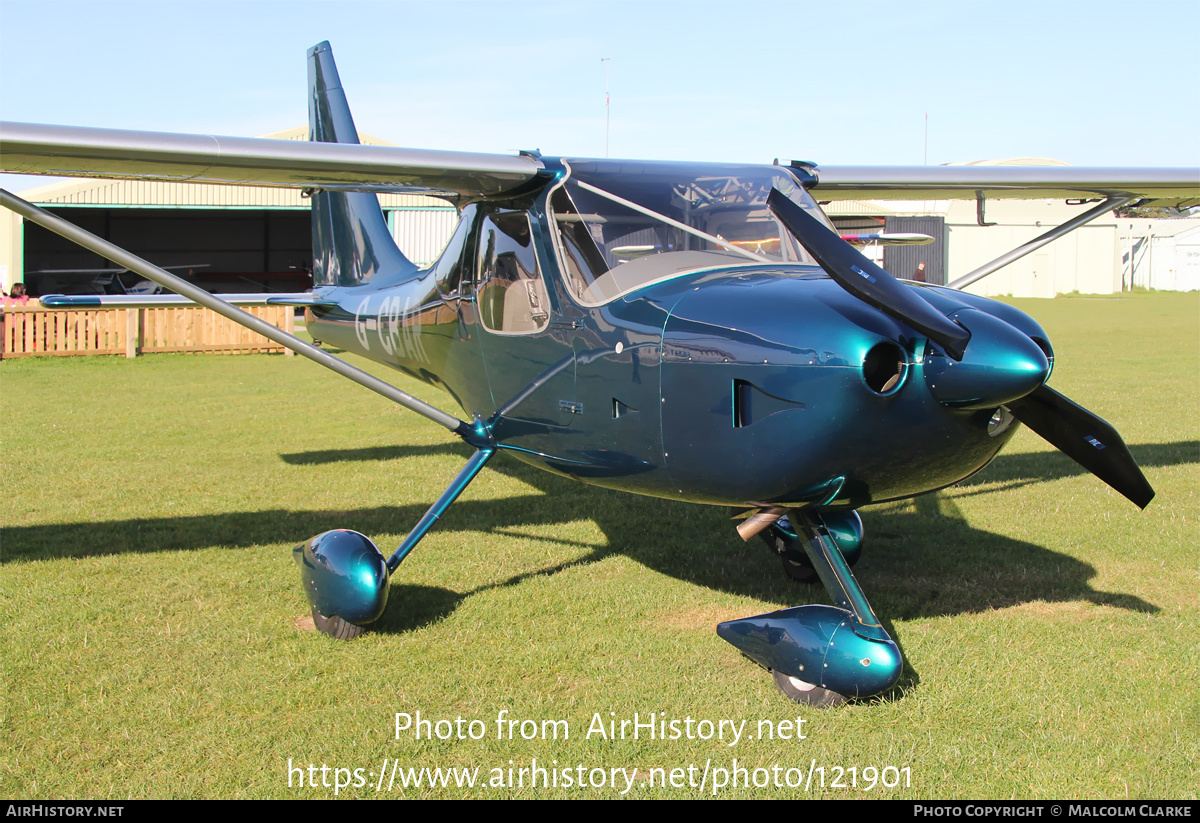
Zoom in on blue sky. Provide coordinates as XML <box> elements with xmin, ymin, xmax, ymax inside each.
<box><xmin>1</xmin><ymin>0</ymin><xmax>1197</xmax><ymax>192</ymax></box>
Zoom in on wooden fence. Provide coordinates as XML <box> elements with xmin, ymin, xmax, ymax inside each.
<box><xmin>1</xmin><ymin>304</ymin><xmax>295</xmax><ymax>358</ymax></box>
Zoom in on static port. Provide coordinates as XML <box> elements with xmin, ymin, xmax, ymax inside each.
<box><xmin>862</xmin><ymin>342</ymin><xmax>908</xmax><ymax>395</ymax></box>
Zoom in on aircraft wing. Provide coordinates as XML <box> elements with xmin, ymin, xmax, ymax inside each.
<box><xmin>811</xmin><ymin>164</ymin><xmax>1199</xmax><ymax>205</ymax></box>
<box><xmin>0</xmin><ymin>121</ymin><xmax>543</xmax><ymax>198</ymax></box>
<box><xmin>3</xmin><ymin>120</ymin><xmax>1195</xmax><ymax>205</ymax></box>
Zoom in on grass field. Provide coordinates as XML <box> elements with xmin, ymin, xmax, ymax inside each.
<box><xmin>2</xmin><ymin>292</ymin><xmax>1196</xmax><ymax>799</ymax></box>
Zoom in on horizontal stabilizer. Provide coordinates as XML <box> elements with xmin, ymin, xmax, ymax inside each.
<box><xmin>38</xmin><ymin>293</ymin><xmax>329</xmax><ymax>309</ymax></box>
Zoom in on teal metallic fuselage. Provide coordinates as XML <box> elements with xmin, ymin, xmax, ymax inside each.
<box><xmin>306</xmin><ymin>167</ymin><xmax>1051</xmax><ymax>512</ymax></box>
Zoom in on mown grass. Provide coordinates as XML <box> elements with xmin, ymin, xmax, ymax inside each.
<box><xmin>1</xmin><ymin>292</ymin><xmax>1196</xmax><ymax>799</ymax></box>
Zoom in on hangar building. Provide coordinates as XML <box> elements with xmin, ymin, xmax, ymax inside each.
<box><xmin>0</xmin><ymin>128</ymin><xmax>455</xmax><ymax>297</ymax></box>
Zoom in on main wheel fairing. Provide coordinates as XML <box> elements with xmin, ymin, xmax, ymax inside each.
<box><xmin>294</xmin><ymin>529</ymin><xmax>389</xmax><ymax>626</ymax></box>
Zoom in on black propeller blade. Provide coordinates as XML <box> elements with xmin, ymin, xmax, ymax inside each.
<box><xmin>1008</xmin><ymin>384</ymin><xmax>1155</xmax><ymax>509</ymax></box>
<box><xmin>768</xmin><ymin>188</ymin><xmax>972</xmax><ymax>361</ymax></box>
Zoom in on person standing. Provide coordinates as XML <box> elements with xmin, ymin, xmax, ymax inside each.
<box><xmin>2</xmin><ymin>283</ymin><xmax>31</xmax><ymax>361</ymax></box>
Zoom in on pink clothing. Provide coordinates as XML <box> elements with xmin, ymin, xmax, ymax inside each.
<box><xmin>2</xmin><ymin>295</ymin><xmax>30</xmax><ymax>306</ymax></box>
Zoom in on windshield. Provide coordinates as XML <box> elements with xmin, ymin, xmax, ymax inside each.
<box><xmin>550</xmin><ymin>160</ymin><xmax>828</xmax><ymax>305</ymax></box>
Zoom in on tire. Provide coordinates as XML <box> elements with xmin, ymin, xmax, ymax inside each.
<box><xmin>771</xmin><ymin>670</ymin><xmax>847</xmax><ymax>708</ymax></box>
<box><xmin>760</xmin><ymin>524</ymin><xmax>819</xmax><ymax>584</ymax></box>
<box><xmin>780</xmin><ymin>553</ymin><xmax>820</xmax><ymax>584</ymax></box>
<box><xmin>312</xmin><ymin>607</ymin><xmax>368</xmax><ymax>641</ymax></box>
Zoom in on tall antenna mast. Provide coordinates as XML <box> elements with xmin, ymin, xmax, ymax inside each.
<box><xmin>924</xmin><ymin>112</ymin><xmax>928</xmax><ymax>166</ymax></box>
<box><xmin>601</xmin><ymin>57</ymin><xmax>611</xmax><ymax>157</ymax></box>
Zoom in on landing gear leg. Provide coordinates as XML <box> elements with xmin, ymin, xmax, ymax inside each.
<box><xmin>719</xmin><ymin>510</ymin><xmax>901</xmax><ymax>706</ymax></box>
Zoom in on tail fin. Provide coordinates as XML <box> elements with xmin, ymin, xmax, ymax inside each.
<box><xmin>307</xmin><ymin>41</ymin><xmax>416</xmax><ymax>287</ymax></box>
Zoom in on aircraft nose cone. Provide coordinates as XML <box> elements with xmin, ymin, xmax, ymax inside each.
<box><xmin>924</xmin><ymin>309</ymin><xmax>1050</xmax><ymax>410</ymax></box>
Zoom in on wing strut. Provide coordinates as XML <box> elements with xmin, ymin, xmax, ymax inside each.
<box><xmin>0</xmin><ymin>188</ymin><xmax>477</xmax><ymax>440</ymax></box>
<box><xmin>947</xmin><ymin>195</ymin><xmax>1131</xmax><ymax>290</ymax></box>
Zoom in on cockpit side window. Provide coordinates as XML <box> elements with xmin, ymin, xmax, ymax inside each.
<box><xmin>551</xmin><ymin>187</ymin><xmax>610</xmax><ymax>299</ymax></box>
<box><xmin>434</xmin><ymin>204</ymin><xmax>478</xmax><ymax>298</ymax></box>
<box><xmin>476</xmin><ymin>210</ymin><xmax>550</xmax><ymax>335</ymax></box>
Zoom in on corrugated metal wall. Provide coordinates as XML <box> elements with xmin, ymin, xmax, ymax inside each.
<box><xmin>884</xmin><ymin>216</ymin><xmax>947</xmax><ymax>284</ymax></box>
<box><xmin>388</xmin><ymin>208</ymin><xmax>458</xmax><ymax>268</ymax></box>
<box><xmin>1128</xmin><ymin>232</ymin><xmax>1200</xmax><ymax>292</ymax></box>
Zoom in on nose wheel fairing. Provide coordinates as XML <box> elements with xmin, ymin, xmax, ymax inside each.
<box><xmin>719</xmin><ymin>510</ymin><xmax>903</xmax><ymax>704</ymax></box>
<box><xmin>719</xmin><ymin>605</ymin><xmax>902</xmax><ymax>699</ymax></box>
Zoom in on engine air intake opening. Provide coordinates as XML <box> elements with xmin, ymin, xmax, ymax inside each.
<box><xmin>863</xmin><ymin>342</ymin><xmax>907</xmax><ymax>395</ymax></box>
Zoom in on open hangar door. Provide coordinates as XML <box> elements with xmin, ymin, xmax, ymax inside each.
<box><xmin>21</xmin><ymin>207</ymin><xmax>312</xmax><ymax>296</ymax></box>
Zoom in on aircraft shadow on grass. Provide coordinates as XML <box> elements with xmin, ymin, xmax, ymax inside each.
<box><xmin>11</xmin><ymin>439</ymin><xmax>1185</xmax><ymax>700</ymax></box>
<box><xmin>9</xmin><ymin>440</ymin><xmax>1188</xmax><ymax>631</ymax></box>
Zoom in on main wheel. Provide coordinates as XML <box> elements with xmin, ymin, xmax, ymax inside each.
<box><xmin>760</xmin><ymin>525</ymin><xmax>821</xmax><ymax>584</ymax></box>
<box><xmin>772</xmin><ymin>670</ymin><xmax>847</xmax><ymax>708</ymax></box>
<box><xmin>312</xmin><ymin>607</ymin><xmax>367</xmax><ymax>641</ymax></box>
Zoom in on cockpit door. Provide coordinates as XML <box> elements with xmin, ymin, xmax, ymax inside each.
<box><xmin>471</xmin><ymin>208</ymin><xmax>577</xmax><ymax>431</ymax></box>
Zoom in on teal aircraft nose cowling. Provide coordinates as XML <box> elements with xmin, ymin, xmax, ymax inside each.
<box><xmin>294</xmin><ymin>529</ymin><xmax>389</xmax><ymax>625</ymax></box>
<box><xmin>923</xmin><ymin>309</ymin><xmax>1051</xmax><ymax>410</ymax></box>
